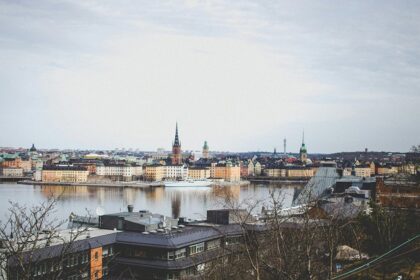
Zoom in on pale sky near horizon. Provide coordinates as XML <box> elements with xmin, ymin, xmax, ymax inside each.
<box><xmin>1</xmin><ymin>0</ymin><xmax>419</xmax><ymax>153</ymax></box>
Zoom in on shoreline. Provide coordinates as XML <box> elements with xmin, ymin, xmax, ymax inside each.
<box><xmin>247</xmin><ymin>177</ymin><xmax>309</xmax><ymax>184</ymax></box>
<box><xmin>18</xmin><ymin>180</ymin><xmax>161</xmax><ymax>188</ymax></box>
<box><xmin>17</xmin><ymin>180</ymin><xmax>251</xmax><ymax>188</ymax></box>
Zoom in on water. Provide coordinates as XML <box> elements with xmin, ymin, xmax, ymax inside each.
<box><xmin>0</xmin><ymin>182</ymin><xmax>303</xmax><ymax>223</ymax></box>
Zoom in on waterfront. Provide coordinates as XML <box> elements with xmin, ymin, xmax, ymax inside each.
<box><xmin>0</xmin><ymin>182</ymin><xmax>302</xmax><ymax>223</ymax></box>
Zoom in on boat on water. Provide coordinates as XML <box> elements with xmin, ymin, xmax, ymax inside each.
<box><xmin>164</xmin><ymin>179</ymin><xmax>213</xmax><ymax>187</ymax></box>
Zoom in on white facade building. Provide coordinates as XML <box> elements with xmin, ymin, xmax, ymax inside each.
<box><xmin>96</xmin><ymin>164</ymin><xmax>144</xmax><ymax>177</ymax></box>
<box><xmin>163</xmin><ymin>165</ymin><xmax>188</xmax><ymax>180</ymax></box>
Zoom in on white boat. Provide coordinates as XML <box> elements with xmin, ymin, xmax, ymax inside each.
<box><xmin>164</xmin><ymin>179</ymin><xmax>213</xmax><ymax>187</ymax></box>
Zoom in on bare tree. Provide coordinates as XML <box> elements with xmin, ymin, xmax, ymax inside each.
<box><xmin>0</xmin><ymin>197</ymin><xmax>92</xmax><ymax>280</ymax></box>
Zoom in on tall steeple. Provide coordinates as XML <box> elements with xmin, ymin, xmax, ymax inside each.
<box><xmin>299</xmin><ymin>129</ymin><xmax>308</xmax><ymax>164</ymax></box>
<box><xmin>171</xmin><ymin>122</ymin><xmax>182</xmax><ymax>165</ymax></box>
<box><xmin>173</xmin><ymin>122</ymin><xmax>181</xmax><ymax>147</ymax></box>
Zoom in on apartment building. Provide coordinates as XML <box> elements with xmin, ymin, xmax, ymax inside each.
<box><xmin>6</xmin><ymin>208</ymin><xmax>255</xmax><ymax>280</ymax></box>
<box><xmin>6</xmin><ymin>228</ymin><xmax>117</xmax><ymax>280</ymax></box>
<box><xmin>287</xmin><ymin>167</ymin><xmax>314</xmax><ymax>178</ymax></box>
<box><xmin>163</xmin><ymin>165</ymin><xmax>188</xmax><ymax>180</ymax></box>
<box><xmin>0</xmin><ymin>167</ymin><xmax>24</xmax><ymax>177</ymax></box>
<box><xmin>41</xmin><ymin>166</ymin><xmax>89</xmax><ymax>183</ymax></box>
<box><xmin>144</xmin><ymin>164</ymin><xmax>165</xmax><ymax>181</ymax></box>
<box><xmin>188</xmin><ymin>167</ymin><xmax>210</xmax><ymax>179</ymax></box>
<box><xmin>211</xmin><ymin>162</ymin><xmax>241</xmax><ymax>182</ymax></box>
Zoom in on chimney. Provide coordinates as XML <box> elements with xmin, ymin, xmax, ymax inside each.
<box><xmin>127</xmin><ymin>205</ymin><xmax>134</xmax><ymax>213</ymax></box>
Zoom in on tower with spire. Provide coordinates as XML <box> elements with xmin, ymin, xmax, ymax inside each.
<box><xmin>171</xmin><ymin>123</ymin><xmax>182</xmax><ymax>165</ymax></box>
<box><xmin>202</xmin><ymin>141</ymin><xmax>209</xmax><ymax>159</ymax></box>
<box><xmin>299</xmin><ymin>130</ymin><xmax>308</xmax><ymax>164</ymax></box>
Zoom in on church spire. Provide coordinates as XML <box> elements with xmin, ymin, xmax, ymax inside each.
<box><xmin>171</xmin><ymin>122</ymin><xmax>182</xmax><ymax>164</ymax></box>
<box><xmin>302</xmin><ymin>129</ymin><xmax>305</xmax><ymax>145</ymax></box>
<box><xmin>174</xmin><ymin>122</ymin><xmax>180</xmax><ymax>147</ymax></box>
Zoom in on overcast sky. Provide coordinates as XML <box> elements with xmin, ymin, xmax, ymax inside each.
<box><xmin>1</xmin><ymin>0</ymin><xmax>419</xmax><ymax>153</ymax></box>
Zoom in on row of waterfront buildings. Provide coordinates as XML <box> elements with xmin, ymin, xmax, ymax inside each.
<box><xmin>1</xmin><ymin>125</ymin><xmax>419</xmax><ymax>183</ymax></box>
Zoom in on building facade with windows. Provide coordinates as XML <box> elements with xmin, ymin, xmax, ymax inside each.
<box><xmin>6</xmin><ymin>209</ymin><xmax>257</xmax><ymax>280</ymax></box>
<box><xmin>144</xmin><ymin>164</ymin><xmax>165</xmax><ymax>181</ymax></box>
<box><xmin>211</xmin><ymin>162</ymin><xmax>241</xmax><ymax>182</ymax></box>
<box><xmin>6</xmin><ymin>228</ymin><xmax>116</xmax><ymax>280</ymax></box>
<box><xmin>163</xmin><ymin>165</ymin><xmax>188</xmax><ymax>180</ymax></box>
<box><xmin>188</xmin><ymin>167</ymin><xmax>210</xmax><ymax>180</ymax></box>
<box><xmin>0</xmin><ymin>167</ymin><xmax>24</xmax><ymax>177</ymax></box>
<box><xmin>41</xmin><ymin>166</ymin><xmax>89</xmax><ymax>183</ymax></box>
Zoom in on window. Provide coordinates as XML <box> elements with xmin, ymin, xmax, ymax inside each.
<box><xmin>207</xmin><ymin>239</ymin><xmax>220</xmax><ymax>250</ymax></box>
<box><xmin>189</xmin><ymin>243</ymin><xmax>204</xmax><ymax>255</ymax></box>
<box><xmin>167</xmin><ymin>272</ymin><xmax>180</xmax><ymax>280</ymax></box>
<box><xmin>225</xmin><ymin>236</ymin><xmax>242</xmax><ymax>245</ymax></box>
<box><xmin>81</xmin><ymin>252</ymin><xmax>89</xmax><ymax>264</ymax></box>
<box><xmin>102</xmin><ymin>266</ymin><xmax>109</xmax><ymax>276</ymax></box>
<box><xmin>66</xmin><ymin>255</ymin><xmax>79</xmax><ymax>267</ymax></box>
<box><xmin>175</xmin><ymin>248</ymin><xmax>186</xmax><ymax>259</ymax></box>
<box><xmin>167</xmin><ymin>251</ymin><xmax>175</xmax><ymax>260</ymax></box>
<box><xmin>94</xmin><ymin>251</ymin><xmax>99</xmax><ymax>260</ymax></box>
<box><xmin>102</xmin><ymin>247</ymin><xmax>109</xmax><ymax>257</ymax></box>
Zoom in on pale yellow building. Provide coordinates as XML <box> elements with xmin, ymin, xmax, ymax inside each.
<box><xmin>355</xmin><ymin>166</ymin><xmax>371</xmax><ymax>177</ymax></box>
<box><xmin>377</xmin><ymin>166</ymin><xmax>399</xmax><ymax>175</ymax></box>
<box><xmin>1</xmin><ymin>167</ymin><xmax>24</xmax><ymax>177</ymax></box>
<box><xmin>400</xmin><ymin>163</ymin><xmax>417</xmax><ymax>175</ymax></box>
<box><xmin>264</xmin><ymin>168</ymin><xmax>286</xmax><ymax>177</ymax></box>
<box><xmin>20</xmin><ymin>159</ymin><xmax>32</xmax><ymax>172</ymax></box>
<box><xmin>370</xmin><ymin>162</ymin><xmax>376</xmax><ymax>176</ymax></box>
<box><xmin>42</xmin><ymin>166</ymin><xmax>89</xmax><ymax>182</ymax></box>
<box><xmin>213</xmin><ymin>163</ymin><xmax>240</xmax><ymax>182</ymax></box>
<box><xmin>254</xmin><ymin>162</ymin><xmax>262</xmax><ymax>176</ymax></box>
<box><xmin>144</xmin><ymin>164</ymin><xmax>164</xmax><ymax>181</ymax></box>
<box><xmin>188</xmin><ymin>167</ymin><xmax>210</xmax><ymax>180</ymax></box>
<box><xmin>286</xmin><ymin>167</ymin><xmax>314</xmax><ymax>178</ymax></box>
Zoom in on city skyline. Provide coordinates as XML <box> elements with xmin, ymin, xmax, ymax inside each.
<box><xmin>1</xmin><ymin>1</ymin><xmax>420</xmax><ymax>152</ymax></box>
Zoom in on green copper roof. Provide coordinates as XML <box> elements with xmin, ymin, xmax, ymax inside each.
<box><xmin>203</xmin><ymin>141</ymin><xmax>209</xmax><ymax>150</ymax></box>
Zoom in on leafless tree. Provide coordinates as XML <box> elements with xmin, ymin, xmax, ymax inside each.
<box><xmin>205</xmin><ymin>187</ymin><xmax>379</xmax><ymax>280</ymax></box>
<box><xmin>0</xmin><ymin>197</ymin><xmax>92</xmax><ymax>280</ymax></box>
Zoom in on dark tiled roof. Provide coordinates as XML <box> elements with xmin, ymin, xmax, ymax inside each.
<box><xmin>116</xmin><ymin>226</ymin><xmax>223</xmax><ymax>249</ymax></box>
<box><xmin>43</xmin><ymin>165</ymin><xmax>87</xmax><ymax>171</ymax></box>
<box><xmin>8</xmin><ymin>232</ymin><xmax>117</xmax><ymax>266</ymax></box>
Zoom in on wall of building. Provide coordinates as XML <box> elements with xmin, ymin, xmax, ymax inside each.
<box><xmin>1</xmin><ymin>167</ymin><xmax>24</xmax><ymax>177</ymax></box>
<box><xmin>188</xmin><ymin>168</ymin><xmax>210</xmax><ymax>179</ymax></box>
<box><xmin>144</xmin><ymin>165</ymin><xmax>164</xmax><ymax>181</ymax></box>
<box><xmin>90</xmin><ymin>247</ymin><xmax>103</xmax><ymax>280</ymax></box>
<box><xmin>41</xmin><ymin>170</ymin><xmax>89</xmax><ymax>182</ymax></box>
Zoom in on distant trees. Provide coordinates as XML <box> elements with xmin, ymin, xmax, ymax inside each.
<box><xmin>410</xmin><ymin>145</ymin><xmax>420</xmax><ymax>153</ymax></box>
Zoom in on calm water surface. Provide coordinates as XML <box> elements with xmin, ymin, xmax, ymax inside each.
<box><xmin>0</xmin><ymin>182</ymin><xmax>302</xmax><ymax>222</ymax></box>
